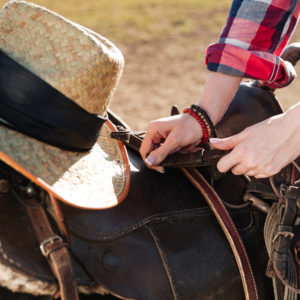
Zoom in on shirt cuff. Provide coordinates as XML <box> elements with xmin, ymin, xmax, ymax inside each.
<box><xmin>205</xmin><ymin>43</ymin><xmax>296</xmax><ymax>89</ymax></box>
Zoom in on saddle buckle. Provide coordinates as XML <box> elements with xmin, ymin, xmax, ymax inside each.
<box><xmin>40</xmin><ymin>235</ymin><xmax>63</xmax><ymax>257</ymax></box>
<box><xmin>243</xmin><ymin>192</ymin><xmax>271</xmax><ymax>213</ymax></box>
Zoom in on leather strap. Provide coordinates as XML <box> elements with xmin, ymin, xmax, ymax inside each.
<box><xmin>111</xmin><ymin>129</ymin><xmax>226</xmax><ymax>167</ymax></box>
<box><xmin>181</xmin><ymin>167</ymin><xmax>259</xmax><ymax>300</ymax></box>
<box><xmin>111</xmin><ymin>129</ymin><xmax>144</xmax><ymax>152</ymax></box>
<box><xmin>112</xmin><ymin>107</ymin><xmax>258</xmax><ymax>299</ymax></box>
<box><xmin>25</xmin><ymin>199</ymin><xmax>79</xmax><ymax>300</ymax></box>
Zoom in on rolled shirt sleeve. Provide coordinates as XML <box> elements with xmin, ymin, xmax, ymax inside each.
<box><xmin>205</xmin><ymin>0</ymin><xmax>300</xmax><ymax>88</ymax></box>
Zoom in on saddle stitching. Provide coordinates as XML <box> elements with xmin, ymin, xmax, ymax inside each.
<box><xmin>68</xmin><ymin>207</ymin><xmax>212</xmax><ymax>241</ymax></box>
<box><xmin>147</xmin><ymin>225</ymin><xmax>178</xmax><ymax>300</ymax></box>
<box><xmin>0</xmin><ymin>240</ymin><xmax>54</xmax><ymax>280</ymax></box>
<box><xmin>0</xmin><ymin>240</ymin><xmax>22</xmax><ymax>269</ymax></box>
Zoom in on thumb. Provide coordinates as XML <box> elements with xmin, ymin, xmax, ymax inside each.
<box><xmin>145</xmin><ymin>135</ymin><xmax>179</xmax><ymax>167</ymax></box>
<box><xmin>209</xmin><ymin>135</ymin><xmax>240</xmax><ymax>150</ymax></box>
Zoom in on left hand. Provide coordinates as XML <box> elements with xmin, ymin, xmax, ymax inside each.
<box><xmin>210</xmin><ymin>109</ymin><xmax>300</xmax><ymax>178</ymax></box>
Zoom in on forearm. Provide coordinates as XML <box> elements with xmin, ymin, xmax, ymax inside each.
<box><xmin>282</xmin><ymin>101</ymin><xmax>300</xmax><ymax>137</ymax></box>
<box><xmin>196</xmin><ymin>72</ymin><xmax>242</xmax><ymax>125</ymax></box>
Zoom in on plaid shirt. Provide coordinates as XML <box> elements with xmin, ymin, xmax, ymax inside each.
<box><xmin>205</xmin><ymin>0</ymin><xmax>300</xmax><ymax>88</ymax></box>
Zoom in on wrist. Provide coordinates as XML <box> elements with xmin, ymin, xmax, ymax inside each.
<box><xmin>196</xmin><ymin>72</ymin><xmax>242</xmax><ymax>125</ymax></box>
<box><xmin>282</xmin><ymin>102</ymin><xmax>300</xmax><ymax>140</ymax></box>
<box><xmin>183</xmin><ymin>108</ymin><xmax>209</xmax><ymax>144</ymax></box>
<box><xmin>182</xmin><ymin>112</ymin><xmax>204</xmax><ymax>141</ymax></box>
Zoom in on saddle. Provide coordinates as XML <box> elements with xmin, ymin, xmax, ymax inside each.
<box><xmin>0</xmin><ymin>2</ymin><xmax>299</xmax><ymax>298</ymax></box>
<box><xmin>2</xmin><ymin>41</ymin><xmax>300</xmax><ymax>298</ymax></box>
<box><xmin>0</xmin><ymin>78</ymin><xmax>284</xmax><ymax>300</ymax></box>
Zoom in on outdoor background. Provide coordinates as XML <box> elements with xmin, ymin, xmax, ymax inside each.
<box><xmin>1</xmin><ymin>0</ymin><xmax>300</xmax><ymax>130</ymax></box>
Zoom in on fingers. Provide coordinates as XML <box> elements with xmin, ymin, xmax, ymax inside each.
<box><xmin>245</xmin><ymin>170</ymin><xmax>256</xmax><ymax>177</ymax></box>
<box><xmin>140</xmin><ymin>130</ymin><xmax>162</xmax><ymax>160</ymax></box>
<box><xmin>139</xmin><ymin>126</ymin><xmax>167</xmax><ymax>173</ymax></box>
<box><xmin>218</xmin><ymin>150</ymin><xmax>266</xmax><ymax>176</ymax></box>
<box><xmin>213</xmin><ymin>131</ymin><xmax>248</xmax><ymax>173</ymax></box>
<box><xmin>244</xmin><ymin>170</ymin><xmax>267</xmax><ymax>178</ymax></box>
<box><xmin>254</xmin><ymin>174</ymin><xmax>269</xmax><ymax>179</ymax></box>
<box><xmin>145</xmin><ymin>133</ymin><xmax>180</xmax><ymax>166</ymax></box>
<box><xmin>217</xmin><ymin>150</ymin><xmax>239</xmax><ymax>173</ymax></box>
<box><xmin>140</xmin><ymin>117</ymin><xmax>175</xmax><ymax>161</ymax></box>
<box><xmin>140</xmin><ymin>114</ymin><xmax>204</xmax><ymax>171</ymax></box>
<box><xmin>231</xmin><ymin>165</ymin><xmax>267</xmax><ymax>178</ymax></box>
<box><xmin>210</xmin><ymin>135</ymin><xmax>241</xmax><ymax>150</ymax></box>
<box><xmin>231</xmin><ymin>164</ymin><xmax>249</xmax><ymax>176</ymax></box>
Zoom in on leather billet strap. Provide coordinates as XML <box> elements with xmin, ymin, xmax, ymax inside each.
<box><xmin>181</xmin><ymin>167</ymin><xmax>259</xmax><ymax>300</ymax></box>
<box><xmin>161</xmin><ymin>149</ymin><xmax>226</xmax><ymax>168</ymax></box>
<box><xmin>25</xmin><ymin>198</ymin><xmax>79</xmax><ymax>300</ymax></box>
<box><xmin>111</xmin><ymin>129</ymin><xmax>226</xmax><ymax>167</ymax></box>
<box><xmin>111</xmin><ymin>129</ymin><xmax>144</xmax><ymax>152</ymax></box>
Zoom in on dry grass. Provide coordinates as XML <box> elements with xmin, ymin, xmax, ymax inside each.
<box><xmin>1</xmin><ymin>0</ymin><xmax>300</xmax><ymax>128</ymax></box>
<box><xmin>0</xmin><ymin>0</ymin><xmax>231</xmax><ymax>43</ymax></box>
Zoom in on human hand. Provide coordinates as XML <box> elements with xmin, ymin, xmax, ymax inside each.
<box><xmin>210</xmin><ymin>108</ymin><xmax>300</xmax><ymax>178</ymax></box>
<box><xmin>139</xmin><ymin>113</ymin><xmax>203</xmax><ymax>172</ymax></box>
<box><xmin>139</xmin><ymin>72</ymin><xmax>242</xmax><ymax>172</ymax></box>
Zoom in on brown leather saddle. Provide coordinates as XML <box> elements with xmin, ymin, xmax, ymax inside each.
<box><xmin>0</xmin><ymin>80</ymin><xmax>280</xmax><ymax>300</ymax></box>
<box><xmin>0</xmin><ymin>45</ymin><xmax>299</xmax><ymax>300</ymax></box>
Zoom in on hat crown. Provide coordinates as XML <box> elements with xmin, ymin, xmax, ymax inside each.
<box><xmin>0</xmin><ymin>0</ymin><xmax>124</xmax><ymax>116</ymax></box>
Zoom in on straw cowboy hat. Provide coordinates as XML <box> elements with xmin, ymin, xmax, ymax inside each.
<box><xmin>0</xmin><ymin>0</ymin><xmax>130</xmax><ymax>209</ymax></box>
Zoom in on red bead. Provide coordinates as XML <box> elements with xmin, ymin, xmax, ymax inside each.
<box><xmin>183</xmin><ymin>108</ymin><xmax>209</xmax><ymax>144</ymax></box>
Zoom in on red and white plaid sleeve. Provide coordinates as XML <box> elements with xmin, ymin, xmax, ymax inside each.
<box><xmin>205</xmin><ymin>0</ymin><xmax>300</xmax><ymax>88</ymax></box>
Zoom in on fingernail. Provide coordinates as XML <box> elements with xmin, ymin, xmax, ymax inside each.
<box><xmin>145</xmin><ymin>155</ymin><xmax>156</xmax><ymax>166</ymax></box>
<box><xmin>156</xmin><ymin>166</ymin><xmax>165</xmax><ymax>174</ymax></box>
<box><xmin>209</xmin><ymin>138</ymin><xmax>222</xmax><ymax>144</ymax></box>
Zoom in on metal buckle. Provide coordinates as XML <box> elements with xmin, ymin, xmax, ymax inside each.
<box><xmin>40</xmin><ymin>235</ymin><xmax>63</xmax><ymax>256</ymax></box>
<box><xmin>243</xmin><ymin>192</ymin><xmax>271</xmax><ymax>213</ymax></box>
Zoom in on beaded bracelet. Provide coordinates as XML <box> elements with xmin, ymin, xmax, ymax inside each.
<box><xmin>190</xmin><ymin>104</ymin><xmax>217</xmax><ymax>138</ymax></box>
<box><xmin>183</xmin><ymin>108</ymin><xmax>209</xmax><ymax>145</ymax></box>
<box><xmin>183</xmin><ymin>104</ymin><xmax>217</xmax><ymax>147</ymax></box>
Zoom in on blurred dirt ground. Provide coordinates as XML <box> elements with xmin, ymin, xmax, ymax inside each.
<box><xmin>0</xmin><ymin>0</ymin><xmax>300</xmax><ymax>130</ymax></box>
<box><xmin>113</xmin><ymin>33</ymin><xmax>300</xmax><ymax>131</ymax></box>
<box><xmin>0</xmin><ymin>1</ymin><xmax>300</xmax><ymax>299</ymax></box>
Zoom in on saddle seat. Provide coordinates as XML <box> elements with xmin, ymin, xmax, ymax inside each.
<box><xmin>0</xmin><ymin>80</ymin><xmax>283</xmax><ymax>300</ymax></box>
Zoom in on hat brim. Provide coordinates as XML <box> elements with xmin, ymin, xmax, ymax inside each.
<box><xmin>0</xmin><ymin>119</ymin><xmax>130</xmax><ymax>209</ymax></box>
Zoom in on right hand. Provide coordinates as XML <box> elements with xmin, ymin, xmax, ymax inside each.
<box><xmin>139</xmin><ymin>113</ymin><xmax>203</xmax><ymax>171</ymax></box>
